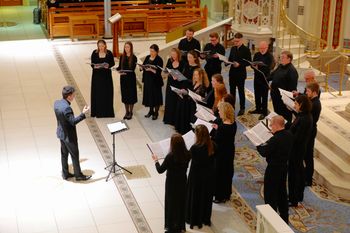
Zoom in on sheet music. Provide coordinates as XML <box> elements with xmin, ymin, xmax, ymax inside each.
<box><xmin>281</xmin><ymin>94</ymin><xmax>296</xmax><ymax>111</ymax></box>
<box><xmin>216</xmin><ymin>53</ymin><xmax>235</xmax><ymax>65</ymax></box>
<box><xmin>243</xmin><ymin>122</ymin><xmax>273</xmax><ymax>146</ymax></box>
<box><xmin>182</xmin><ymin>130</ymin><xmax>195</xmax><ymax>150</ymax></box>
<box><xmin>170</xmin><ymin>86</ymin><xmax>184</xmax><ymax>98</ymax></box>
<box><xmin>278</xmin><ymin>88</ymin><xmax>294</xmax><ymax>99</ymax></box>
<box><xmin>193</xmin><ymin>118</ymin><xmax>213</xmax><ymax>132</ymax></box>
<box><xmin>242</xmin><ymin>58</ymin><xmax>266</xmax><ymax>67</ymax></box>
<box><xmin>147</xmin><ymin>138</ymin><xmax>171</xmax><ymax>157</ymax></box>
<box><xmin>107</xmin><ymin>121</ymin><xmax>128</xmax><ymax>133</ymax></box>
<box><xmin>167</xmin><ymin>68</ymin><xmax>188</xmax><ymax>81</ymax></box>
<box><xmin>188</xmin><ymin>89</ymin><xmax>206</xmax><ymax>104</ymax></box>
<box><xmin>146</xmin><ymin>130</ymin><xmax>195</xmax><ymax>157</ymax></box>
<box><xmin>195</xmin><ymin>103</ymin><xmax>214</xmax><ymax>115</ymax></box>
<box><xmin>194</xmin><ymin>106</ymin><xmax>216</xmax><ymax>122</ymax></box>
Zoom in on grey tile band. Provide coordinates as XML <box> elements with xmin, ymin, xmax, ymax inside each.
<box><xmin>52</xmin><ymin>45</ymin><xmax>153</xmax><ymax>233</ymax></box>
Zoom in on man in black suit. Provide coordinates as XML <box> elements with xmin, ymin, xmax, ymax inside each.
<box><xmin>54</xmin><ymin>86</ymin><xmax>92</xmax><ymax>181</ymax></box>
<box><xmin>228</xmin><ymin>32</ymin><xmax>252</xmax><ymax>116</ymax></box>
<box><xmin>304</xmin><ymin>82</ymin><xmax>322</xmax><ymax>186</ymax></box>
<box><xmin>249</xmin><ymin>41</ymin><xmax>274</xmax><ymax>120</ymax></box>
<box><xmin>257</xmin><ymin>115</ymin><xmax>293</xmax><ymax>224</ymax></box>
<box><xmin>178</xmin><ymin>28</ymin><xmax>200</xmax><ymax>62</ymax></box>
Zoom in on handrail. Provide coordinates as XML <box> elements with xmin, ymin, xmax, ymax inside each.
<box><xmin>280</xmin><ymin>1</ymin><xmax>327</xmax><ymax>49</ymax></box>
<box><xmin>324</xmin><ymin>54</ymin><xmax>348</xmax><ymax>66</ymax></box>
<box><xmin>323</xmin><ymin>53</ymin><xmax>349</xmax><ymax>95</ymax></box>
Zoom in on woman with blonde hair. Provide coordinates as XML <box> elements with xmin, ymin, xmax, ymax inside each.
<box><xmin>186</xmin><ymin>125</ymin><xmax>215</xmax><ymax>228</ymax></box>
<box><xmin>212</xmin><ymin>102</ymin><xmax>236</xmax><ymax>203</ymax></box>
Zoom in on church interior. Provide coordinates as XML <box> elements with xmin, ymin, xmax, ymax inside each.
<box><xmin>0</xmin><ymin>0</ymin><xmax>350</xmax><ymax>232</ymax></box>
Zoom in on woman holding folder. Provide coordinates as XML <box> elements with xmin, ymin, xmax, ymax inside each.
<box><xmin>163</xmin><ymin>48</ymin><xmax>185</xmax><ymax>125</ymax></box>
<box><xmin>116</xmin><ymin>41</ymin><xmax>137</xmax><ymax>120</ymax></box>
<box><xmin>152</xmin><ymin>134</ymin><xmax>191</xmax><ymax>233</ymax></box>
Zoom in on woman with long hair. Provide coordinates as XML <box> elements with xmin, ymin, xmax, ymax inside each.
<box><xmin>142</xmin><ymin>44</ymin><xmax>164</xmax><ymax>120</ymax></box>
<box><xmin>288</xmin><ymin>95</ymin><xmax>312</xmax><ymax>207</ymax></box>
<box><xmin>163</xmin><ymin>48</ymin><xmax>185</xmax><ymax>125</ymax></box>
<box><xmin>174</xmin><ymin>50</ymin><xmax>200</xmax><ymax>134</ymax></box>
<box><xmin>152</xmin><ymin>134</ymin><xmax>191</xmax><ymax>233</ymax></box>
<box><xmin>204</xmin><ymin>73</ymin><xmax>225</xmax><ymax>109</ymax></box>
<box><xmin>186</xmin><ymin>125</ymin><xmax>215</xmax><ymax>229</ymax></box>
<box><xmin>90</xmin><ymin>39</ymin><xmax>115</xmax><ymax>117</ymax></box>
<box><xmin>212</xmin><ymin>83</ymin><xmax>228</xmax><ymax>115</ymax></box>
<box><xmin>212</xmin><ymin>102</ymin><xmax>237</xmax><ymax>203</ymax></box>
<box><xmin>117</xmin><ymin>41</ymin><xmax>137</xmax><ymax>120</ymax></box>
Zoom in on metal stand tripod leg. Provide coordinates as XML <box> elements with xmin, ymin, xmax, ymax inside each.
<box><xmin>105</xmin><ymin>132</ymin><xmax>132</xmax><ymax>182</ymax></box>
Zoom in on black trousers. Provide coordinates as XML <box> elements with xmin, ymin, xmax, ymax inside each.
<box><xmin>254</xmin><ymin>80</ymin><xmax>269</xmax><ymax>115</ymax></box>
<box><xmin>288</xmin><ymin>158</ymin><xmax>305</xmax><ymax>204</ymax></box>
<box><xmin>60</xmin><ymin>140</ymin><xmax>83</xmax><ymax>177</ymax></box>
<box><xmin>271</xmin><ymin>90</ymin><xmax>292</xmax><ymax>123</ymax></box>
<box><xmin>229</xmin><ymin>77</ymin><xmax>245</xmax><ymax>110</ymax></box>
<box><xmin>264</xmin><ymin>165</ymin><xmax>289</xmax><ymax>224</ymax></box>
<box><xmin>304</xmin><ymin>129</ymin><xmax>317</xmax><ymax>184</ymax></box>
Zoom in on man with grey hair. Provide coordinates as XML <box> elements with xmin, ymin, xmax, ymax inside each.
<box><xmin>54</xmin><ymin>85</ymin><xmax>92</xmax><ymax>181</ymax></box>
<box><xmin>257</xmin><ymin>115</ymin><xmax>293</xmax><ymax>224</ymax></box>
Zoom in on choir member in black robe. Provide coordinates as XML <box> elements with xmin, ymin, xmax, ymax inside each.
<box><xmin>142</xmin><ymin>44</ymin><xmax>164</xmax><ymax>120</ymax></box>
<box><xmin>293</xmin><ymin>70</ymin><xmax>321</xmax><ymax>98</ymax></box>
<box><xmin>212</xmin><ymin>83</ymin><xmax>227</xmax><ymax>117</ymax></box>
<box><xmin>268</xmin><ymin>51</ymin><xmax>298</xmax><ymax>123</ymax></box>
<box><xmin>116</xmin><ymin>41</ymin><xmax>137</xmax><ymax>120</ymax></box>
<box><xmin>189</xmin><ymin>68</ymin><xmax>209</xmax><ymax>122</ymax></box>
<box><xmin>202</xmin><ymin>32</ymin><xmax>225</xmax><ymax>84</ymax></box>
<box><xmin>152</xmin><ymin>134</ymin><xmax>191</xmax><ymax>233</ymax></box>
<box><xmin>174</xmin><ymin>50</ymin><xmax>200</xmax><ymax>134</ymax></box>
<box><xmin>249</xmin><ymin>41</ymin><xmax>274</xmax><ymax>119</ymax></box>
<box><xmin>288</xmin><ymin>95</ymin><xmax>313</xmax><ymax>207</ymax></box>
<box><xmin>163</xmin><ymin>48</ymin><xmax>185</xmax><ymax>125</ymax></box>
<box><xmin>304</xmin><ymin>82</ymin><xmax>322</xmax><ymax>186</ymax></box>
<box><xmin>257</xmin><ymin>115</ymin><xmax>293</xmax><ymax>224</ymax></box>
<box><xmin>186</xmin><ymin>125</ymin><xmax>215</xmax><ymax>229</ymax></box>
<box><xmin>90</xmin><ymin>40</ymin><xmax>115</xmax><ymax>118</ymax></box>
<box><xmin>228</xmin><ymin>32</ymin><xmax>252</xmax><ymax>116</ymax></box>
<box><xmin>178</xmin><ymin>28</ymin><xmax>201</xmax><ymax>62</ymax></box>
<box><xmin>203</xmin><ymin>74</ymin><xmax>225</xmax><ymax>109</ymax></box>
<box><xmin>212</xmin><ymin>102</ymin><xmax>237</xmax><ymax>203</ymax></box>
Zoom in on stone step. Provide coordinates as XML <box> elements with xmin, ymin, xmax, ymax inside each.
<box><xmin>314</xmin><ymin>139</ymin><xmax>350</xmax><ymax>180</ymax></box>
<box><xmin>314</xmin><ymin>159</ymin><xmax>350</xmax><ymax>200</ymax></box>
<box><xmin>316</xmin><ymin>119</ymin><xmax>350</xmax><ymax>164</ymax></box>
<box><xmin>276</xmin><ymin>35</ymin><xmax>301</xmax><ymax>45</ymax></box>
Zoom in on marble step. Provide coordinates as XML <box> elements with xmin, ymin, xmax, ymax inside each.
<box><xmin>316</xmin><ymin>120</ymin><xmax>350</xmax><ymax>164</ymax></box>
<box><xmin>314</xmin><ymin>139</ymin><xmax>350</xmax><ymax>180</ymax></box>
<box><xmin>314</xmin><ymin>159</ymin><xmax>350</xmax><ymax>200</ymax></box>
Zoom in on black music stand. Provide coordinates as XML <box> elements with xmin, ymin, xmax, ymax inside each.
<box><xmin>105</xmin><ymin>120</ymin><xmax>132</xmax><ymax>182</ymax></box>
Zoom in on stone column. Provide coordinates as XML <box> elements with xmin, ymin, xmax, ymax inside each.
<box><xmin>104</xmin><ymin>0</ymin><xmax>112</xmax><ymax>39</ymax></box>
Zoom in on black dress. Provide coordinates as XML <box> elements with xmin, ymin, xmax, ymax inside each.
<box><xmin>186</xmin><ymin>144</ymin><xmax>215</xmax><ymax>228</ymax></box>
<box><xmin>90</xmin><ymin>49</ymin><xmax>115</xmax><ymax>118</ymax></box>
<box><xmin>142</xmin><ymin>55</ymin><xmax>164</xmax><ymax>107</ymax></box>
<box><xmin>174</xmin><ymin>64</ymin><xmax>199</xmax><ymax>134</ymax></box>
<box><xmin>288</xmin><ymin>112</ymin><xmax>312</xmax><ymax>205</ymax></box>
<box><xmin>155</xmin><ymin>153</ymin><xmax>190</xmax><ymax>233</ymax></box>
<box><xmin>212</xmin><ymin>122</ymin><xmax>237</xmax><ymax>201</ymax></box>
<box><xmin>117</xmin><ymin>54</ymin><xmax>137</xmax><ymax>104</ymax></box>
<box><xmin>163</xmin><ymin>59</ymin><xmax>185</xmax><ymax>125</ymax></box>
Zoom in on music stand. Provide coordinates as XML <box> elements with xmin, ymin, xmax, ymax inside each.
<box><xmin>105</xmin><ymin>120</ymin><xmax>132</xmax><ymax>182</ymax></box>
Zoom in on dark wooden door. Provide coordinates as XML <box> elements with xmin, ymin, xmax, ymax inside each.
<box><xmin>0</xmin><ymin>0</ymin><xmax>23</xmax><ymax>6</ymax></box>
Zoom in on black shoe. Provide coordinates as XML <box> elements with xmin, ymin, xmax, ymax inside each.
<box><xmin>145</xmin><ymin>112</ymin><xmax>153</xmax><ymax>118</ymax></box>
<box><xmin>305</xmin><ymin>181</ymin><xmax>312</xmax><ymax>187</ymax></box>
<box><xmin>258</xmin><ymin>114</ymin><xmax>266</xmax><ymax>120</ymax></box>
<box><xmin>126</xmin><ymin>112</ymin><xmax>133</xmax><ymax>120</ymax></box>
<box><xmin>237</xmin><ymin>109</ymin><xmax>245</xmax><ymax>116</ymax></box>
<box><xmin>62</xmin><ymin>173</ymin><xmax>74</xmax><ymax>180</ymax></box>
<box><xmin>288</xmin><ymin>202</ymin><xmax>298</xmax><ymax>207</ymax></box>
<box><xmin>213</xmin><ymin>199</ymin><xmax>225</xmax><ymax>203</ymax></box>
<box><xmin>248</xmin><ymin>109</ymin><xmax>261</xmax><ymax>114</ymax></box>
<box><xmin>152</xmin><ymin>113</ymin><xmax>158</xmax><ymax>120</ymax></box>
<box><xmin>123</xmin><ymin>112</ymin><xmax>129</xmax><ymax>120</ymax></box>
<box><xmin>75</xmin><ymin>175</ymin><xmax>92</xmax><ymax>181</ymax></box>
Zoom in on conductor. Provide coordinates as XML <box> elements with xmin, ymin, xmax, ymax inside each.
<box><xmin>54</xmin><ymin>86</ymin><xmax>92</xmax><ymax>181</ymax></box>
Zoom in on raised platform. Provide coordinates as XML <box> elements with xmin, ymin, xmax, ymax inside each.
<box><xmin>314</xmin><ymin>91</ymin><xmax>350</xmax><ymax>200</ymax></box>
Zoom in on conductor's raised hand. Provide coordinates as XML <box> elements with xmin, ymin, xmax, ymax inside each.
<box><xmin>83</xmin><ymin>105</ymin><xmax>90</xmax><ymax>114</ymax></box>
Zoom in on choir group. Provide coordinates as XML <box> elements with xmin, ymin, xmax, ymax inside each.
<box><xmin>88</xmin><ymin>29</ymin><xmax>322</xmax><ymax>232</ymax></box>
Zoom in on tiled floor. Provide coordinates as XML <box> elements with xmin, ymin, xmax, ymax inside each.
<box><xmin>0</xmin><ymin>5</ymin><xmax>252</xmax><ymax>233</ymax></box>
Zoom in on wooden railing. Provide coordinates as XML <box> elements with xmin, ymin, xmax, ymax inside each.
<box><xmin>46</xmin><ymin>1</ymin><xmax>205</xmax><ymax>39</ymax></box>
